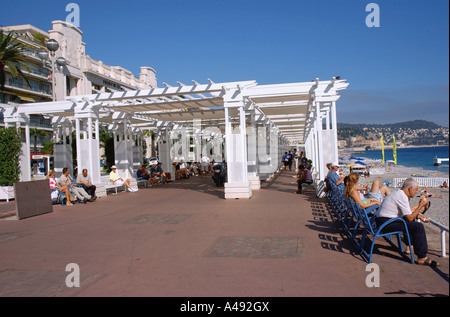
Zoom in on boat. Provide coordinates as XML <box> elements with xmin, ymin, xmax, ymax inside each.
<box><xmin>433</xmin><ymin>156</ymin><xmax>449</xmax><ymax>166</ymax></box>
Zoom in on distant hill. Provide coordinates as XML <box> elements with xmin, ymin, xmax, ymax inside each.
<box><xmin>337</xmin><ymin>120</ymin><xmax>442</xmax><ymax>130</ymax></box>
<box><xmin>336</xmin><ymin>120</ymin><xmax>448</xmax><ymax>147</ymax></box>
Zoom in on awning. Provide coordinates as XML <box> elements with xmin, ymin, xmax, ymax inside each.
<box><xmin>18</xmin><ymin>95</ymin><xmax>36</xmax><ymax>103</ymax></box>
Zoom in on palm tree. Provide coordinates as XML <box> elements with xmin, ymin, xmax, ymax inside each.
<box><xmin>29</xmin><ymin>128</ymin><xmax>48</xmax><ymax>155</ymax></box>
<box><xmin>0</xmin><ymin>30</ymin><xmax>31</xmax><ymax>92</ymax></box>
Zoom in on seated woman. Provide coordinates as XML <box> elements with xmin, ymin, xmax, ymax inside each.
<box><xmin>46</xmin><ymin>169</ymin><xmax>76</xmax><ymax>206</ymax></box>
<box><xmin>295</xmin><ymin>164</ymin><xmax>313</xmax><ymax>194</ymax></box>
<box><xmin>344</xmin><ymin>173</ymin><xmax>390</xmax><ymax>209</ymax></box>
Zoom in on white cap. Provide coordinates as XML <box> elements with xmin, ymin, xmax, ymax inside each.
<box><xmin>332</xmin><ymin>162</ymin><xmax>339</xmax><ymax>168</ymax></box>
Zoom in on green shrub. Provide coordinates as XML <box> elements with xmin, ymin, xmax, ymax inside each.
<box><xmin>0</xmin><ymin>127</ymin><xmax>22</xmax><ymax>186</ymax></box>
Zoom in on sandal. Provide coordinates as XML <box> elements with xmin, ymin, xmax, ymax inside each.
<box><xmin>417</xmin><ymin>257</ymin><xmax>439</xmax><ymax>267</ymax></box>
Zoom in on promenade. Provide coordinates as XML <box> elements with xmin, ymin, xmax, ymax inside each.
<box><xmin>0</xmin><ymin>170</ymin><xmax>448</xmax><ymax>298</ymax></box>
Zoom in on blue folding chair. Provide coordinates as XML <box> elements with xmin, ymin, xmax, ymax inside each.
<box><xmin>347</xmin><ymin>197</ymin><xmax>414</xmax><ymax>264</ymax></box>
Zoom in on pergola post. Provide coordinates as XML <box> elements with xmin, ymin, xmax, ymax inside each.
<box><xmin>112</xmin><ymin>112</ymin><xmax>135</xmax><ymax>183</ymax></box>
<box><xmin>157</xmin><ymin>127</ymin><xmax>173</xmax><ymax>179</ymax></box>
<box><xmin>315</xmin><ymin>99</ymin><xmax>325</xmax><ymax>182</ymax></box>
<box><xmin>74</xmin><ymin>107</ymin><xmax>101</xmax><ymax>184</ymax></box>
<box><xmin>52</xmin><ymin>116</ymin><xmax>73</xmax><ymax>178</ymax></box>
<box><xmin>256</xmin><ymin>117</ymin><xmax>270</xmax><ymax>180</ymax></box>
<box><xmin>247</xmin><ymin>105</ymin><xmax>260</xmax><ymax>190</ymax></box>
<box><xmin>331</xmin><ymin>100</ymin><xmax>339</xmax><ymax>164</ymax></box>
<box><xmin>224</xmin><ymin>100</ymin><xmax>252</xmax><ymax>199</ymax></box>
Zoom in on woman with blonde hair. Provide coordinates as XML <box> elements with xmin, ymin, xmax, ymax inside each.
<box><xmin>345</xmin><ymin>173</ymin><xmax>390</xmax><ymax>209</ymax></box>
<box><xmin>47</xmin><ymin>169</ymin><xmax>76</xmax><ymax>206</ymax></box>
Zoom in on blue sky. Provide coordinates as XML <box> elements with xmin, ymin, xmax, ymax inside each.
<box><xmin>1</xmin><ymin>0</ymin><xmax>449</xmax><ymax>126</ymax></box>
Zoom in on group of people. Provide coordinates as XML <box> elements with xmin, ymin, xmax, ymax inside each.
<box><xmin>47</xmin><ymin>168</ymin><xmax>97</xmax><ymax>206</ymax></box>
<box><xmin>137</xmin><ymin>163</ymin><xmax>169</xmax><ymax>187</ymax></box>
<box><xmin>327</xmin><ymin>162</ymin><xmax>440</xmax><ymax>267</ymax></box>
<box><xmin>282</xmin><ymin>149</ymin><xmax>309</xmax><ymax>172</ymax></box>
<box><xmin>172</xmin><ymin>155</ymin><xmax>222</xmax><ymax>179</ymax></box>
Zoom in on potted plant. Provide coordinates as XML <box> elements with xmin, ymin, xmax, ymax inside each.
<box><xmin>0</xmin><ymin>127</ymin><xmax>22</xmax><ymax>200</ymax></box>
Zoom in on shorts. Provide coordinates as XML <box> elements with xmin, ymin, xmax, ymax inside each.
<box><xmin>113</xmin><ymin>179</ymin><xmax>124</xmax><ymax>186</ymax></box>
<box><xmin>366</xmin><ymin>190</ymin><xmax>383</xmax><ymax>203</ymax></box>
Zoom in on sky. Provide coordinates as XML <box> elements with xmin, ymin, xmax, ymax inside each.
<box><xmin>1</xmin><ymin>0</ymin><xmax>449</xmax><ymax>126</ymax></box>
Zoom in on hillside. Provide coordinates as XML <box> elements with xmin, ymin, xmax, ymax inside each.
<box><xmin>337</xmin><ymin>120</ymin><xmax>449</xmax><ymax>148</ymax></box>
<box><xmin>337</xmin><ymin>120</ymin><xmax>442</xmax><ymax>130</ymax></box>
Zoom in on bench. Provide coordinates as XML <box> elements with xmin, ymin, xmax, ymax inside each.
<box><xmin>105</xmin><ymin>183</ymin><xmax>125</xmax><ymax>194</ymax></box>
<box><xmin>101</xmin><ymin>175</ymin><xmax>125</xmax><ymax>194</ymax></box>
<box><xmin>301</xmin><ymin>180</ymin><xmax>315</xmax><ymax>193</ymax></box>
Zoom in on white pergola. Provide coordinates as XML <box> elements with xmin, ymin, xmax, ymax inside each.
<box><xmin>1</xmin><ymin>78</ymin><xmax>348</xmax><ymax>199</ymax></box>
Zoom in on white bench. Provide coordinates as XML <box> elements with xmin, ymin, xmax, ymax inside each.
<box><xmin>101</xmin><ymin>175</ymin><xmax>125</xmax><ymax>194</ymax></box>
<box><xmin>105</xmin><ymin>183</ymin><xmax>125</xmax><ymax>194</ymax></box>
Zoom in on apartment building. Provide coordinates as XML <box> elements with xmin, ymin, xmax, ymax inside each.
<box><xmin>1</xmin><ymin>20</ymin><xmax>157</xmax><ymax>157</ymax></box>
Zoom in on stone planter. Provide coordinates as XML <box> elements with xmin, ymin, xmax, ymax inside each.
<box><xmin>0</xmin><ymin>186</ymin><xmax>15</xmax><ymax>201</ymax></box>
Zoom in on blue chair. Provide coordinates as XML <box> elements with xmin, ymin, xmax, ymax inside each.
<box><xmin>347</xmin><ymin>197</ymin><xmax>415</xmax><ymax>264</ymax></box>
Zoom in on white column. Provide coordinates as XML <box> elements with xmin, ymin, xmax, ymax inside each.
<box><xmin>331</xmin><ymin>100</ymin><xmax>339</xmax><ymax>164</ymax></box>
<box><xmin>247</xmin><ymin>108</ymin><xmax>260</xmax><ymax>190</ymax></box>
<box><xmin>224</xmin><ymin>103</ymin><xmax>252</xmax><ymax>199</ymax></box>
<box><xmin>315</xmin><ymin>101</ymin><xmax>325</xmax><ymax>182</ymax></box>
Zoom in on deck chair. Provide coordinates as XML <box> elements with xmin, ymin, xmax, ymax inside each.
<box><xmin>348</xmin><ymin>197</ymin><xmax>414</xmax><ymax>264</ymax></box>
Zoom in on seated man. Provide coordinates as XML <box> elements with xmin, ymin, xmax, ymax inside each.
<box><xmin>149</xmin><ymin>164</ymin><xmax>162</xmax><ymax>186</ymax></box>
<box><xmin>328</xmin><ymin>162</ymin><xmax>345</xmax><ymax>187</ymax></box>
<box><xmin>76</xmin><ymin>169</ymin><xmax>97</xmax><ymax>201</ymax></box>
<box><xmin>110</xmin><ymin>166</ymin><xmax>137</xmax><ymax>192</ymax></box>
<box><xmin>59</xmin><ymin>167</ymin><xmax>92</xmax><ymax>203</ymax></box>
<box><xmin>375</xmin><ymin>178</ymin><xmax>439</xmax><ymax>267</ymax></box>
<box><xmin>179</xmin><ymin>161</ymin><xmax>190</xmax><ymax>179</ymax></box>
<box><xmin>295</xmin><ymin>165</ymin><xmax>313</xmax><ymax>194</ymax></box>
<box><xmin>137</xmin><ymin>165</ymin><xmax>152</xmax><ymax>186</ymax></box>
<box><xmin>156</xmin><ymin>162</ymin><xmax>169</xmax><ymax>184</ymax></box>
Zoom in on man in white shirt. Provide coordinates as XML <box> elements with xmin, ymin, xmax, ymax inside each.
<box><xmin>59</xmin><ymin>167</ymin><xmax>92</xmax><ymax>203</ymax></box>
<box><xmin>200</xmin><ymin>154</ymin><xmax>210</xmax><ymax>175</ymax></box>
<box><xmin>376</xmin><ymin>178</ymin><xmax>439</xmax><ymax>267</ymax></box>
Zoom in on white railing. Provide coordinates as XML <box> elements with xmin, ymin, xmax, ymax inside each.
<box><xmin>426</xmin><ymin>218</ymin><xmax>449</xmax><ymax>258</ymax></box>
<box><xmin>393</xmin><ymin>177</ymin><xmax>449</xmax><ymax>188</ymax></box>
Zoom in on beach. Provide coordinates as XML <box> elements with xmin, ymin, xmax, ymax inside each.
<box><xmin>345</xmin><ymin>163</ymin><xmax>449</xmax><ymax>228</ymax></box>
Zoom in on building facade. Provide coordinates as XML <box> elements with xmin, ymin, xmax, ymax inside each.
<box><xmin>1</xmin><ymin>21</ymin><xmax>157</xmax><ymax>159</ymax></box>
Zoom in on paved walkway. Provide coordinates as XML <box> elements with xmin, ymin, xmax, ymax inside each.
<box><xmin>0</xmin><ymin>171</ymin><xmax>448</xmax><ymax>297</ymax></box>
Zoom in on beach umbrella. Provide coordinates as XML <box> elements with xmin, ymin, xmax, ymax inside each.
<box><xmin>346</xmin><ymin>163</ymin><xmax>355</xmax><ymax>167</ymax></box>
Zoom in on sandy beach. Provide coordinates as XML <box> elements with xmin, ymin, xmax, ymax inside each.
<box><xmin>347</xmin><ymin>163</ymin><xmax>449</xmax><ymax>228</ymax></box>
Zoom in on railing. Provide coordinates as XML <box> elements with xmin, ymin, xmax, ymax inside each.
<box><xmin>425</xmin><ymin>217</ymin><xmax>449</xmax><ymax>258</ymax></box>
<box><xmin>393</xmin><ymin>177</ymin><xmax>449</xmax><ymax>188</ymax></box>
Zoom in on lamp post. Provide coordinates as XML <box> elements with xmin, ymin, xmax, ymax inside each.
<box><xmin>38</xmin><ymin>39</ymin><xmax>67</xmax><ymax>101</ymax></box>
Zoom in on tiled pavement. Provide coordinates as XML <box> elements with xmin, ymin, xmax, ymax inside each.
<box><xmin>0</xmin><ymin>171</ymin><xmax>448</xmax><ymax>298</ymax></box>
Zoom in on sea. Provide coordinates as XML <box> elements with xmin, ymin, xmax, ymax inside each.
<box><xmin>348</xmin><ymin>146</ymin><xmax>449</xmax><ymax>175</ymax></box>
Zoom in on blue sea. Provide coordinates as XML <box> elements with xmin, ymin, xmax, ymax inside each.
<box><xmin>351</xmin><ymin>146</ymin><xmax>449</xmax><ymax>175</ymax></box>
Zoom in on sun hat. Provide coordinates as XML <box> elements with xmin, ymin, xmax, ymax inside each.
<box><xmin>111</xmin><ymin>165</ymin><xmax>117</xmax><ymax>169</ymax></box>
